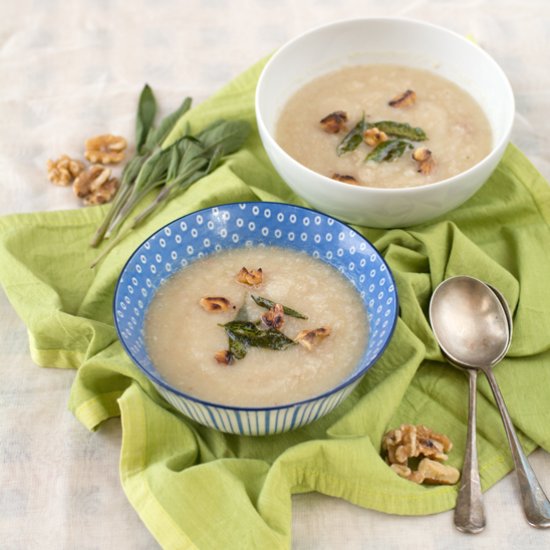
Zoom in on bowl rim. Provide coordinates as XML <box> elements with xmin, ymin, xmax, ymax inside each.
<box><xmin>113</xmin><ymin>201</ymin><xmax>399</xmax><ymax>413</ymax></box>
<box><xmin>255</xmin><ymin>16</ymin><xmax>515</xmax><ymax>196</ymax></box>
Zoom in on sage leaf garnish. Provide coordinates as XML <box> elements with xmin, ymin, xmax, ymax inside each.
<box><xmin>374</xmin><ymin>121</ymin><xmax>427</xmax><ymax>141</ymax></box>
<box><xmin>336</xmin><ymin>116</ymin><xmax>428</xmax><ymax>157</ymax></box>
<box><xmin>365</xmin><ymin>139</ymin><xmax>413</xmax><ymax>163</ymax></box>
<box><xmin>228</xmin><ymin>331</ymin><xmax>248</xmax><ymax>360</ymax></box>
<box><xmin>336</xmin><ymin>115</ymin><xmax>369</xmax><ymax>156</ymax></box>
<box><xmin>222</xmin><ymin>320</ymin><xmax>296</xmax><ymax>352</ymax></box>
<box><xmin>251</xmin><ymin>295</ymin><xmax>308</xmax><ymax>319</ymax></box>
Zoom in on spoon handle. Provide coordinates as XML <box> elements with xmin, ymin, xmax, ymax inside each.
<box><xmin>454</xmin><ymin>369</ymin><xmax>486</xmax><ymax>533</ymax></box>
<box><xmin>483</xmin><ymin>367</ymin><xmax>550</xmax><ymax>528</ymax></box>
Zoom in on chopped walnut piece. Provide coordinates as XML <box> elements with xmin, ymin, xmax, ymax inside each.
<box><xmin>295</xmin><ymin>327</ymin><xmax>331</xmax><ymax>350</ymax></box>
<box><xmin>214</xmin><ymin>350</ymin><xmax>233</xmax><ymax>365</ymax></box>
<box><xmin>199</xmin><ymin>297</ymin><xmax>234</xmax><ymax>312</ymax></box>
<box><xmin>412</xmin><ymin>147</ymin><xmax>434</xmax><ymax>175</ymax></box>
<box><xmin>261</xmin><ymin>303</ymin><xmax>285</xmax><ymax>330</ymax></box>
<box><xmin>82</xmin><ymin>176</ymin><xmax>119</xmax><ymax>206</ymax></box>
<box><xmin>320</xmin><ymin>111</ymin><xmax>348</xmax><ymax>133</ymax></box>
<box><xmin>236</xmin><ymin>267</ymin><xmax>263</xmax><ymax>287</ymax></box>
<box><xmin>363</xmin><ymin>127</ymin><xmax>389</xmax><ymax>147</ymax></box>
<box><xmin>388</xmin><ymin>89</ymin><xmax>417</xmax><ymax>108</ymax></box>
<box><xmin>46</xmin><ymin>155</ymin><xmax>85</xmax><ymax>186</ymax></box>
<box><xmin>85</xmin><ymin>134</ymin><xmax>127</xmax><ymax>164</ymax></box>
<box><xmin>331</xmin><ymin>173</ymin><xmax>359</xmax><ymax>185</ymax></box>
<box><xmin>382</xmin><ymin>424</ymin><xmax>417</xmax><ymax>464</ymax></box>
<box><xmin>390</xmin><ymin>463</ymin><xmax>412</xmax><ymax>478</ymax></box>
<box><xmin>418</xmin><ymin>458</ymin><xmax>460</xmax><ymax>485</ymax></box>
<box><xmin>73</xmin><ymin>165</ymin><xmax>111</xmax><ymax>198</ymax></box>
<box><xmin>390</xmin><ymin>463</ymin><xmax>425</xmax><ymax>484</ymax></box>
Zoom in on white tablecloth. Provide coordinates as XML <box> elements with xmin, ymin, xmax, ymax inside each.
<box><xmin>1</xmin><ymin>1</ymin><xmax>549</xmax><ymax>548</ymax></box>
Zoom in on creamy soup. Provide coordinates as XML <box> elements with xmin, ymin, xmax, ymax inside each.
<box><xmin>145</xmin><ymin>246</ymin><xmax>368</xmax><ymax>407</ymax></box>
<box><xmin>276</xmin><ymin>64</ymin><xmax>492</xmax><ymax>188</ymax></box>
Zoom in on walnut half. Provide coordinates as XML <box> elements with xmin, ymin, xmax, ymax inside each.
<box><xmin>83</xmin><ymin>177</ymin><xmax>119</xmax><ymax>206</ymax></box>
<box><xmin>320</xmin><ymin>111</ymin><xmax>348</xmax><ymax>133</ymax></box>
<box><xmin>363</xmin><ymin>127</ymin><xmax>388</xmax><ymax>147</ymax></box>
<box><xmin>236</xmin><ymin>267</ymin><xmax>263</xmax><ymax>287</ymax></box>
<box><xmin>46</xmin><ymin>155</ymin><xmax>84</xmax><ymax>186</ymax></box>
<box><xmin>412</xmin><ymin>147</ymin><xmax>434</xmax><ymax>175</ymax></box>
<box><xmin>331</xmin><ymin>173</ymin><xmax>359</xmax><ymax>185</ymax></box>
<box><xmin>261</xmin><ymin>303</ymin><xmax>285</xmax><ymax>330</ymax></box>
<box><xmin>199</xmin><ymin>297</ymin><xmax>234</xmax><ymax>312</ymax></box>
<box><xmin>85</xmin><ymin>134</ymin><xmax>127</xmax><ymax>164</ymax></box>
<box><xmin>295</xmin><ymin>327</ymin><xmax>331</xmax><ymax>350</ymax></box>
<box><xmin>73</xmin><ymin>165</ymin><xmax>111</xmax><ymax>198</ymax></box>
<box><xmin>73</xmin><ymin>165</ymin><xmax>119</xmax><ymax>206</ymax></box>
<box><xmin>388</xmin><ymin>89</ymin><xmax>417</xmax><ymax>108</ymax></box>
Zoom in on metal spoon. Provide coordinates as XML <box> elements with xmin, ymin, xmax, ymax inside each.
<box><xmin>430</xmin><ymin>275</ymin><xmax>550</xmax><ymax>529</ymax></box>
<box><xmin>429</xmin><ymin>282</ymin><xmax>487</xmax><ymax>533</ymax></box>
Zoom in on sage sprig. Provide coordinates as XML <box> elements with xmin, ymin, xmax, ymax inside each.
<box><xmin>90</xmin><ymin>85</ymin><xmax>250</xmax><ymax>266</ymax></box>
<box><xmin>90</xmin><ymin>86</ymin><xmax>193</xmax><ymax>248</ymax></box>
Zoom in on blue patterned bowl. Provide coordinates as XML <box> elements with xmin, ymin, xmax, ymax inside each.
<box><xmin>114</xmin><ymin>202</ymin><xmax>398</xmax><ymax>435</ymax></box>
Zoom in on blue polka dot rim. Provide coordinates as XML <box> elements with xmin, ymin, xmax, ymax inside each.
<box><xmin>114</xmin><ymin>202</ymin><xmax>398</xmax><ymax>435</ymax></box>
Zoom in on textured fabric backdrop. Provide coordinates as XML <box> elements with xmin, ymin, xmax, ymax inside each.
<box><xmin>1</xmin><ymin>1</ymin><xmax>550</xmax><ymax>549</ymax></box>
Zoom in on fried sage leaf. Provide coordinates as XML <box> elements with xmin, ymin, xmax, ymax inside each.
<box><xmin>365</xmin><ymin>139</ymin><xmax>413</xmax><ymax>163</ymax></box>
<box><xmin>251</xmin><ymin>295</ymin><xmax>308</xmax><ymax>319</ymax></box>
<box><xmin>337</xmin><ymin>117</ymin><xmax>427</xmax><ymax>156</ymax></box>
<box><xmin>222</xmin><ymin>320</ymin><xmax>296</xmax><ymax>351</ymax></box>
<box><xmin>374</xmin><ymin>121</ymin><xmax>427</xmax><ymax>141</ymax></box>
<box><xmin>227</xmin><ymin>332</ymin><xmax>248</xmax><ymax>360</ymax></box>
<box><xmin>336</xmin><ymin>115</ymin><xmax>369</xmax><ymax>156</ymax></box>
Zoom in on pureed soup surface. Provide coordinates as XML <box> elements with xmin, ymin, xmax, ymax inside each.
<box><xmin>144</xmin><ymin>246</ymin><xmax>368</xmax><ymax>407</ymax></box>
<box><xmin>276</xmin><ymin>64</ymin><xmax>492</xmax><ymax>188</ymax></box>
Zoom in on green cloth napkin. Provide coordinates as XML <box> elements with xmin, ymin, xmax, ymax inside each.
<box><xmin>2</xmin><ymin>59</ymin><xmax>550</xmax><ymax>550</ymax></box>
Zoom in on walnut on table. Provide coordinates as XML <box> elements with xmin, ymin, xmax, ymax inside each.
<box><xmin>73</xmin><ymin>165</ymin><xmax>119</xmax><ymax>206</ymax></box>
<box><xmin>382</xmin><ymin>424</ymin><xmax>459</xmax><ymax>485</ymax></box>
<box><xmin>46</xmin><ymin>155</ymin><xmax>85</xmax><ymax>186</ymax></box>
<box><xmin>85</xmin><ymin>134</ymin><xmax>127</xmax><ymax>164</ymax></box>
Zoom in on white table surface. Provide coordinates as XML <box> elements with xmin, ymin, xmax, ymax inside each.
<box><xmin>1</xmin><ymin>1</ymin><xmax>550</xmax><ymax>548</ymax></box>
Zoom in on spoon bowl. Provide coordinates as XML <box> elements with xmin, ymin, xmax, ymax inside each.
<box><xmin>430</xmin><ymin>276</ymin><xmax>509</xmax><ymax>369</ymax></box>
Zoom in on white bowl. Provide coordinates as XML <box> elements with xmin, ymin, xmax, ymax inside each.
<box><xmin>255</xmin><ymin>18</ymin><xmax>515</xmax><ymax>228</ymax></box>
